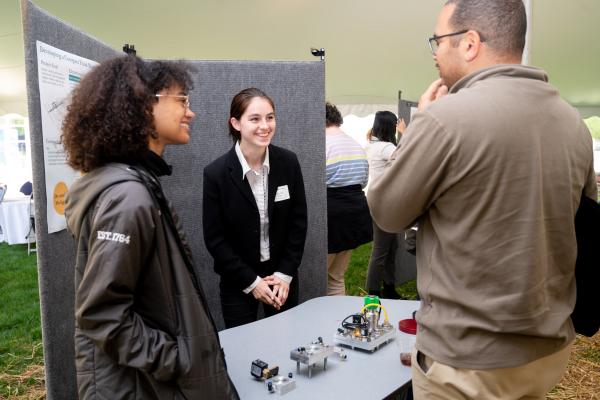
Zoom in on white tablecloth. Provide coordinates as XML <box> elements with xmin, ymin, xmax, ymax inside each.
<box><xmin>0</xmin><ymin>197</ymin><xmax>33</xmax><ymax>245</ymax></box>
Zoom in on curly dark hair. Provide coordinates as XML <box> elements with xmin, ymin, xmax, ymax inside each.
<box><xmin>325</xmin><ymin>102</ymin><xmax>343</xmax><ymax>127</ymax></box>
<box><xmin>61</xmin><ymin>55</ymin><xmax>194</xmax><ymax>172</ymax></box>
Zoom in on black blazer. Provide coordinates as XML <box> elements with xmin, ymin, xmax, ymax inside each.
<box><xmin>571</xmin><ymin>194</ymin><xmax>600</xmax><ymax>337</ymax></box>
<box><xmin>203</xmin><ymin>144</ymin><xmax>308</xmax><ymax>290</ymax></box>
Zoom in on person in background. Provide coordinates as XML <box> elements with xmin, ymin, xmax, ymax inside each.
<box><xmin>325</xmin><ymin>102</ymin><xmax>372</xmax><ymax>295</ymax></box>
<box><xmin>364</xmin><ymin>111</ymin><xmax>405</xmax><ymax>299</ymax></box>
<box><xmin>368</xmin><ymin>0</ymin><xmax>597</xmax><ymax>399</ymax></box>
<box><xmin>583</xmin><ymin>116</ymin><xmax>600</xmax><ymax>196</ymax></box>
<box><xmin>0</xmin><ymin>182</ymin><xmax>6</xmax><ymax>202</ymax></box>
<box><xmin>62</xmin><ymin>55</ymin><xmax>238</xmax><ymax>399</ymax></box>
<box><xmin>19</xmin><ymin>181</ymin><xmax>33</xmax><ymax>196</ymax></box>
<box><xmin>203</xmin><ymin>87</ymin><xmax>307</xmax><ymax>328</ymax></box>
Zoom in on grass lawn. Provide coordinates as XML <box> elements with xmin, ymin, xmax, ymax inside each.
<box><xmin>0</xmin><ymin>243</ymin><xmax>44</xmax><ymax>398</ymax></box>
<box><xmin>345</xmin><ymin>242</ymin><xmax>417</xmax><ymax>299</ymax></box>
<box><xmin>0</xmin><ymin>241</ymin><xmax>598</xmax><ymax>399</ymax></box>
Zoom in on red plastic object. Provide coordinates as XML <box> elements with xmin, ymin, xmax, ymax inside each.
<box><xmin>399</xmin><ymin>318</ymin><xmax>417</xmax><ymax>335</ymax></box>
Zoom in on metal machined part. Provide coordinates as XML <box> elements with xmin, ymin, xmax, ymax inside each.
<box><xmin>267</xmin><ymin>375</ymin><xmax>297</xmax><ymax>395</ymax></box>
<box><xmin>333</xmin><ymin>346</ymin><xmax>348</xmax><ymax>360</ymax></box>
<box><xmin>289</xmin><ymin>339</ymin><xmax>335</xmax><ymax>378</ymax></box>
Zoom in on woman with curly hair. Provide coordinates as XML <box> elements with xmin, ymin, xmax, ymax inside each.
<box><xmin>62</xmin><ymin>55</ymin><xmax>238</xmax><ymax>399</ymax></box>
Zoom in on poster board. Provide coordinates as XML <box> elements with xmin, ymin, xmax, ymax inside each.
<box><xmin>398</xmin><ymin>98</ymin><xmax>419</xmax><ymax>126</ymax></box>
<box><xmin>36</xmin><ymin>41</ymin><xmax>98</xmax><ymax>233</ymax></box>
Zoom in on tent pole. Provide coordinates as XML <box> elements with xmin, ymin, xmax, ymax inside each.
<box><xmin>522</xmin><ymin>0</ymin><xmax>533</xmax><ymax>65</ymax></box>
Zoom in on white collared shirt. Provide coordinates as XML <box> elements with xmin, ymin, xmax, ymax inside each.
<box><xmin>235</xmin><ymin>142</ymin><xmax>292</xmax><ymax>294</ymax></box>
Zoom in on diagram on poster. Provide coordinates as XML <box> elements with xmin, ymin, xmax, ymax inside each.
<box><xmin>36</xmin><ymin>40</ymin><xmax>98</xmax><ymax>233</ymax></box>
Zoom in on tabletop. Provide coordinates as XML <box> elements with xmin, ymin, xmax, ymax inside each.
<box><xmin>219</xmin><ymin>295</ymin><xmax>420</xmax><ymax>400</ymax></box>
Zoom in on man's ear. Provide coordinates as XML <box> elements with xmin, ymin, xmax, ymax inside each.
<box><xmin>463</xmin><ymin>30</ymin><xmax>482</xmax><ymax>62</ymax></box>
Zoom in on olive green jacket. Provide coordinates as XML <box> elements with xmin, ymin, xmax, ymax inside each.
<box><xmin>65</xmin><ymin>163</ymin><xmax>238</xmax><ymax>399</ymax></box>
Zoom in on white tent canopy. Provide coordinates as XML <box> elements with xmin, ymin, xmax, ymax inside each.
<box><xmin>1</xmin><ymin>0</ymin><xmax>599</xmax><ymax>117</ymax></box>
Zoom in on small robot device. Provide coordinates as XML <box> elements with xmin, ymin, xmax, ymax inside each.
<box><xmin>333</xmin><ymin>295</ymin><xmax>395</xmax><ymax>352</ymax></box>
<box><xmin>250</xmin><ymin>359</ymin><xmax>279</xmax><ymax>380</ymax></box>
<box><xmin>289</xmin><ymin>337</ymin><xmax>335</xmax><ymax>378</ymax></box>
<box><xmin>252</xmin><ymin>359</ymin><xmax>297</xmax><ymax>395</ymax></box>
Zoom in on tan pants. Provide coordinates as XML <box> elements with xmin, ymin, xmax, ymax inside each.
<box><xmin>327</xmin><ymin>250</ymin><xmax>352</xmax><ymax>296</ymax></box>
<box><xmin>412</xmin><ymin>341</ymin><xmax>572</xmax><ymax>400</ymax></box>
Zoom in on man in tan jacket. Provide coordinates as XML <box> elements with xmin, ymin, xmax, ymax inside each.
<box><xmin>368</xmin><ymin>1</ymin><xmax>597</xmax><ymax>399</ymax></box>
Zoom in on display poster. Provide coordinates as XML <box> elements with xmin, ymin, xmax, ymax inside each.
<box><xmin>36</xmin><ymin>41</ymin><xmax>98</xmax><ymax>233</ymax></box>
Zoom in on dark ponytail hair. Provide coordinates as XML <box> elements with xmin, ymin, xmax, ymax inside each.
<box><xmin>367</xmin><ymin>111</ymin><xmax>398</xmax><ymax>145</ymax></box>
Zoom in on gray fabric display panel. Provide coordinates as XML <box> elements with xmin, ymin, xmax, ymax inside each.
<box><xmin>162</xmin><ymin>61</ymin><xmax>327</xmax><ymax>329</ymax></box>
<box><xmin>395</xmin><ymin>97</ymin><xmax>418</xmax><ymax>285</ymax></box>
<box><xmin>398</xmin><ymin>98</ymin><xmax>418</xmax><ymax>126</ymax></box>
<box><xmin>21</xmin><ymin>1</ymin><xmax>119</xmax><ymax>399</ymax></box>
<box><xmin>22</xmin><ymin>1</ymin><xmax>326</xmax><ymax>398</ymax></box>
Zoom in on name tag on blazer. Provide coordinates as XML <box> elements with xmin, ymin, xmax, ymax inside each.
<box><xmin>274</xmin><ymin>185</ymin><xmax>290</xmax><ymax>202</ymax></box>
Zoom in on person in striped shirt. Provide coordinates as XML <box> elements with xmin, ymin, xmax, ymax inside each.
<box><xmin>325</xmin><ymin>102</ymin><xmax>372</xmax><ymax>295</ymax></box>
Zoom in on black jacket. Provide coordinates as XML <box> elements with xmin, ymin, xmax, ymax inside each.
<box><xmin>203</xmin><ymin>144</ymin><xmax>307</xmax><ymax>290</ymax></box>
<box><xmin>65</xmin><ymin>161</ymin><xmax>238</xmax><ymax>399</ymax></box>
<box><xmin>572</xmin><ymin>194</ymin><xmax>600</xmax><ymax>336</ymax></box>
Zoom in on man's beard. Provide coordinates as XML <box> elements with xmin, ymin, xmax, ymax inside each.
<box><xmin>437</xmin><ymin>64</ymin><xmax>462</xmax><ymax>89</ymax></box>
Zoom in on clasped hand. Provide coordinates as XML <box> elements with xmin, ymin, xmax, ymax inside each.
<box><xmin>250</xmin><ymin>275</ymin><xmax>290</xmax><ymax>310</ymax></box>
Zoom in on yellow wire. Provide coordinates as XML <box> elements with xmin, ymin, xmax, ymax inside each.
<box><xmin>360</xmin><ymin>303</ymin><xmax>390</xmax><ymax>323</ymax></box>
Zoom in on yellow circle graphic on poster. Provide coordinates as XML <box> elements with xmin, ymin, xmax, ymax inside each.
<box><xmin>53</xmin><ymin>181</ymin><xmax>68</xmax><ymax>215</ymax></box>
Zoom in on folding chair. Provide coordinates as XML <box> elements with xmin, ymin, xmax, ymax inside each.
<box><xmin>20</xmin><ymin>181</ymin><xmax>32</xmax><ymax>195</ymax></box>
<box><xmin>19</xmin><ymin>182</ymin><xmax>36</xmax><ymax>255</ymax></box>
<box><xmin>26</xmin><ymin>194</ymin><xmax>36</xmax><ymax>254</ymax></box>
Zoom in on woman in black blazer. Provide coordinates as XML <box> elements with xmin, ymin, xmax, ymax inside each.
<box><xmin>203</xmin><ymin>88</ymin><xmax>308</xmax><ymax>328</ymax></box>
